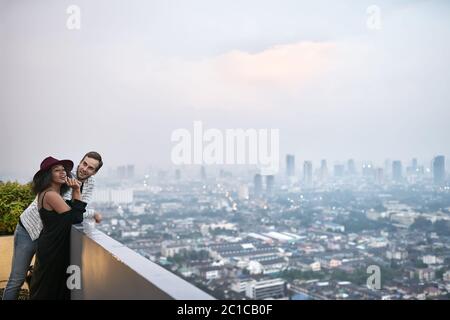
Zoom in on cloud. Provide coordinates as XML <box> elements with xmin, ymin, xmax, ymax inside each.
<box><xmin>98</xmin><ymin>41</ymin><xmax>338</xmax><ymax>112</ymax></box>
<box><xmin>213</xmin><ymin>42</ymin><xmax>336</xmax><ymax>87</ymax></box>
<box><xmin>181</xmin><ymin>41</ymin><xmax>337</xmax><ymax>111</ymax></box>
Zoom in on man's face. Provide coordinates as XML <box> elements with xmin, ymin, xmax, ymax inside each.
<box><xmin>77</xmin><ymin>156</ymin><xmax>99</xmax><ymax>181</ymax></box>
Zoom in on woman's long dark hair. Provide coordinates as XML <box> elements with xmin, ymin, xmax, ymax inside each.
<box><xmin>32</xmin><ymin>167</ymin><xmax>71</xmax><ymax>196</ymax></box>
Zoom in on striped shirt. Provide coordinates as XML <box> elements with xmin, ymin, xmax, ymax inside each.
<box><xmin>20</xmin><ymin>173</ymin><xmax>96</xmax><ymax>241</ymax></box>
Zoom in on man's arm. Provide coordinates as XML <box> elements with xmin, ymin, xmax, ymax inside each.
<box><xmin>18</xmin><ymin>196</ymin><xmax>43</xmax><ymax>241</ymax></box>
<box><xmin>20</xmin><ymin>196</ymin><xmax>38</xmax><ymax>219</ymax></box>
<box><xmin>81</xmin><ymin>176</ymin><xmax>96</xmax><ymax>219</ymax></box>
<box><xmin>81</xmin><ymin>176</ymin><xmax>102</xmax><ymax>223</ymax></box>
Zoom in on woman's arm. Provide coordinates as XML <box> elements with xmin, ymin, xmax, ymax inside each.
<box><xmin>45</xmin><ymin>190</ymin><xmax>87</xmax><ymax>224</ymax></box>
<box><xmin>65</xmin><ymin>177</ymin><xmax>82</xmax><ymax>201</ymax></box>
<box><xmin>44</xmin><ymin>191</ymin><xmax>71</xmax><ymax>213</ymax></box>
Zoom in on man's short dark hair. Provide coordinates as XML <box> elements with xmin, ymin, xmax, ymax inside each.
<box><xmin>82</xmin><ymin>151</ymin><xmax>103</xmax><ymax>172</ymax></box>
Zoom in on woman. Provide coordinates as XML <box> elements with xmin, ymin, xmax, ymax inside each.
<box><xmin>29</xmin><ymin>156</ymin><xmax>87</xmax><ymax>300</ymax></box>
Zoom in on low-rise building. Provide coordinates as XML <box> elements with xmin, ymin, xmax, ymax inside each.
<box><xmin>294</xmin><ymin>257</ymin><xmax>321</xmax><ymax>272</ymax></box>
<box><xmin>198</xmin><ymin>266</ymin><xmax>223</xmax><ymax>280</ymax></box>
<box><xmin>245</xmin><ymin>278</ymin><xmax>286</xmax><ymax>300</ymax></box>
<box><xmin>259</xmin><ymin>257</ymin><xmax>288</xmax><ymax>274</ymax></box>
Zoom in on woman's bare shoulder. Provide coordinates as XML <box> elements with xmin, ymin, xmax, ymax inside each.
<box><xmin>43</xmin><ymin>191</ymin><xmax>70</xmax><ymax>213</ymax></box>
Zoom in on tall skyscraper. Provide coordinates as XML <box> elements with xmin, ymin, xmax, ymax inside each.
<box><xmin>254</xmin><ymin>174</ymin><xmax>263</xmax><ymax>196</ymax></box>
<box><xmin>362</xmin><ymin>163</ymin><xmax>374</xmax><ymax>178</ymax></box>
<box><xmin>347</xmin><ymin>159</ymin><xmax>356</xmax><ymax>176</ymax></box>
<box><xmin>412</xmin><ymin>158</ymin><xmax>418</xmax><ymax>171</ymax></box>
<box><xmin>286</xmin><ymin>154</ymin><xmax>295</xmax><ymax>177</ymax></box>
<box><xmin>175</xmin><ymin>169</ymin><xmax>181</xmax><ymax>180</ymax></box>
<box><xmin>266</xmin><ymin>175</ymin><xmax>275</xmax><ymax>195</ymax></box>
<box><xmin>375</xmin><ymin>168</ymin><xmax>384</xmax><ymax>185</ymax></box>
<box><xmin>407</xmin><ymin>158</ymin><xmax>418</xmax><ymax>176</ymax></box>
<box><xmin>320</xmin><ymin>159</ymin><xmax>328</xmax><ymax>182</ymax></box>
<box><xmin>303</xmin><ymin>161</ymin><xmax>313</xmax><ymax>188</ymax></box>
<box><xmin>392</xmin><ymin>161</ymin><xmax>403</xmax><ymax>182</ymax></box>
<box><xmin>433</xmin><ymin>155</ymin><xmax>446</xmax><ymax>186</ymax></box>
<box><xmin>126</xmin><ymin>165</ymin><xmax>135</xmax><ymax>179</ymax></box>
<box><xmin>384</xmin><ymin>159</ymin><xmax>392</xmax><ymax>178</ymax></box>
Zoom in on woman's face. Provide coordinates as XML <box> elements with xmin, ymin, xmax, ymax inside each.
<box><xmin>51</xmin><ymin>165</ymin><xmax>68</xmax><ymax>185</ymax></box>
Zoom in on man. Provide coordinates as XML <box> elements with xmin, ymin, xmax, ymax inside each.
<box><xmin>2</xmin><ymin>151</ymin><xmax>103</xmax><ymax>300</ymax></box>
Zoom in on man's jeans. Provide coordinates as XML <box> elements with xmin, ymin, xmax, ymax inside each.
<box><xmin>2</xmin><ymin>223</ymin><xmax>37</xmax><ymax>300</ymax></box>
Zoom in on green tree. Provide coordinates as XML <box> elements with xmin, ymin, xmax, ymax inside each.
<box><xmin>0</xmin><ymin>182</ymin><xmax>34</xmax><ymax>235</ymax></box>
<box><xmin>410</xmin><ymin>217</ymin><xmax>433</xmax><ymax>232</ymax></box>
<box><xmin>435</xmin><ymin>268</ymin><xmax>446</xmax><ymax>280</ymax></box>
<box><xmin>433</xmin><ymin>220</ymin><xmax>450</xmax><ymax>236</ymax></box>
<box><xmin>281</xmin><ymin>269</ymin><xmax>325</xmax><ymax>282</ymax></box>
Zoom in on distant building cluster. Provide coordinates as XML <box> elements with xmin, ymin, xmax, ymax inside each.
<box><xmin>93</xmin><ymin>154</ymin><xmax>450</xmax><ymax>300</ymax></box>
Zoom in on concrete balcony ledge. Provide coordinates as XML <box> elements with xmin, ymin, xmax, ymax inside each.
<box><xmin>71</xmin><ymin>224</ymin><xmax>215</xmax><ymax>300</ymax></box>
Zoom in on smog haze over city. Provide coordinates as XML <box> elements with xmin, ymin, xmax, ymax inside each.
<box><xmin>1</xmin><ymin>0</ymin><xmax>450</xmax><ymax>301</ymax></box>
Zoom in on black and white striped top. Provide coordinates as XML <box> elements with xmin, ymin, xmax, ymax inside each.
<box><xmin>20</xmin><ymin>173</ymin><xmax>96</xmax><ymax>241</ymax></box>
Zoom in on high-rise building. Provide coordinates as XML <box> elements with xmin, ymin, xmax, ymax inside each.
<box><xmin>433</xmin><ymin>155</ymin><xmax>446</xmax><ymax>186</ymax></box>
<box><xmin>362</xmin><ymin>163</ymin><xmax>374</xmax><ymax>178</ymax></box>
<box><xmin>266</xmin><ymin>175</ymin><xmax>275</xmax><ymax>195</ymax></box>
<box><xmin>254</xmin><ymin>174</ymin><xmax>263</xmax><ymax>196</ymax></box>
<box><xmin>407</xmin><ymin>158</ymin><xmax>418</xmax><ymax>176</ymax></box>
<box><xmin>347</xmin><ymin>159</ymin><xmax>356</xmax><ymax>175</ymax></box>
<box><xmin>303</xmin><ymin>161</ymin><xmax>313</xmax><ymax>188</ymax></box>
<box><xmin>127</xmin><ymin>165</ymin><xmax>135</xmax><ymax>179</ymax></box>
<box><xmin>117</xmin><ymin>165</ymin><xmax>135</xmax><ymax>180</ymax></box>
<box><xmin>375</xmin><ymin>168</ymin><xmax>384</xmax><ymax>185</ymax></box>
<box><xmin>286</xmin><ymin>154</ymin><xmax>295</xmax><ymax>177</ymax></box>
<box><xmin>320</xmin><ymin>159</ymin><xmax>328</xmax><ymax>181</ymax></box>
<box><xmin>175</xmin><ymin>169</ymin><xmax>181</xmax><ymax>180</ymax></box>
<box><xmin>392</xmin><ymin>161</ymin><xmax>403</xmax><ymax>182</ymax></box>
<box><xmin>412</xmin><ymin>158</ymin><xmax>418</xmax><ymax>171</ymax></box>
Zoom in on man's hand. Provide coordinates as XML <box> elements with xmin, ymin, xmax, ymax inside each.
<box><xmin>94</xmin><ymin>212</ymin><xmax>102</xmax><ymax>223</ymax></box>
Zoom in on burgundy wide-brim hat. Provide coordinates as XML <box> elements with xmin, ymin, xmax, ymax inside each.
<box><xmin>37</xmin><ymin>156</ymin><xmax>74</xmax><ymax>174</ymax></box>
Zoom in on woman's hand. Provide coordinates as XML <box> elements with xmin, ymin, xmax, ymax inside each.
<box><xmin>66</xmin><ymin>177</ymin><xmax>82</xmax><ymax>201</ymax></box>
<box><xmin>65</xmin><ymin>177</ymin><xmax>82</xmax><ymax>190</ymax></box>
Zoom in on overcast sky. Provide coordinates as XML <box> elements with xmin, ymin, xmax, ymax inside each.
<box><xmin>1</xmin><ymin>0</ymin><xmax>449</xmax><ymax>181</ymax></box>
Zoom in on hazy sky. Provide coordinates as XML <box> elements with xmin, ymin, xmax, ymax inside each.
<box><xmin>1</xmin><ymin>0</ymin><xmax>449</xmax><ymax>180</ymax></box>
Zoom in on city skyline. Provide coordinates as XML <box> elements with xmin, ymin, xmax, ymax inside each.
<box><xmin>88</xmin><ymin>150</ymin><xmax>450</xmax><ymax>300</ymax></box>
<box><xmin>2</xmin><ymin>153</ymin><xmax>448</xmax><ymax>183</ymax></box>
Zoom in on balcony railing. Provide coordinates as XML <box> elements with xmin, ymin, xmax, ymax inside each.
<box><xmin>70</xmin><ymin>224</ymin><xmax>214</xmax><ymax>300</ymax></box>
